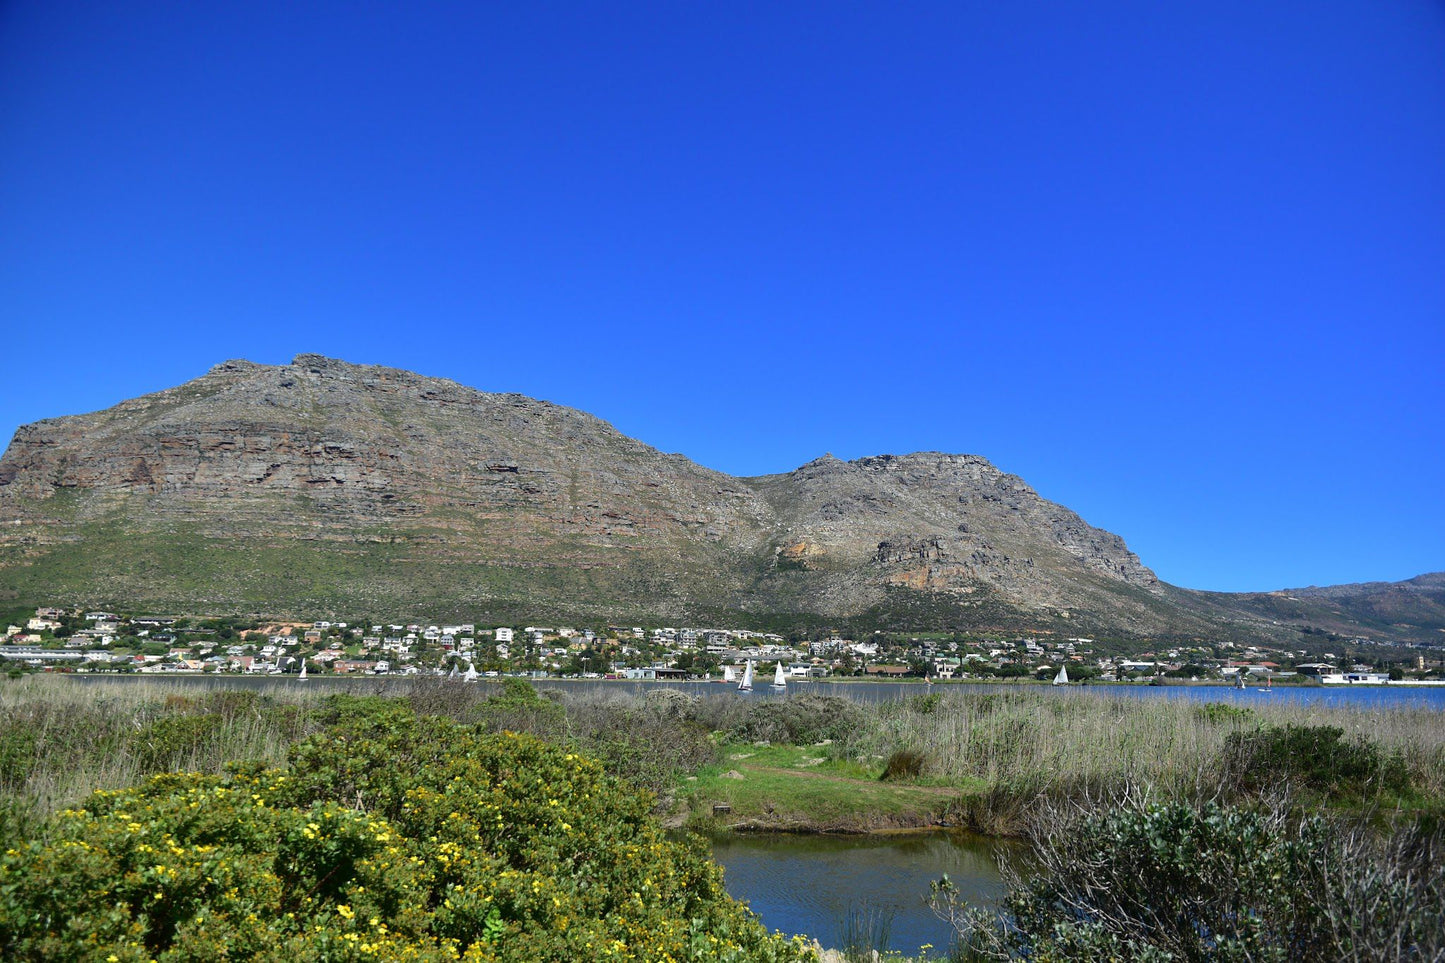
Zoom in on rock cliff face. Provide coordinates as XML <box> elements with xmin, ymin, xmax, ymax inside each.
<box><xmin>745</xmin><ymin>452</ymin><xmax>1164</xmax><ymax>626</ymax></box>
<box><xmin>0</xmin><ymin>355</ymin><xmax>1204</xmax><ymax>632</ymax></box>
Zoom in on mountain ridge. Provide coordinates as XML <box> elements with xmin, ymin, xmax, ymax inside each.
<box><xmin>0</xmin><ymin>355</ymin><xmax>1436</xmax><ymax>643</ymax></box>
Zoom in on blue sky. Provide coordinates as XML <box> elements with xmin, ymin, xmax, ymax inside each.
<box><xmin>2</xmin><ymin>1</ymin><xmax>1442</xmax><ymax>593</ymax></box>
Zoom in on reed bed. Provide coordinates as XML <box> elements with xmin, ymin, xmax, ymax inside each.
<box><xmin>508</xmin><ymin>683</ymin><xmax>1445</xmax><ymax>810</ymax></box>
<box><xmin>0</xmin><ymin>676</ymin><xmax>327</xmax><ymax>838</ymax></box>
<box><xmin>0</xmin><ymin>676</ymin><xmax>714</xmax><ymax>836</ymax></box>
<box><xmin>852</xmin><ymin>688</ymin><xmax>1445</xmax><ymax>804</ymax></box>
<box><xmin>536</xmin><ymin>683</ymin><xmax>1445</xmax><ymax>834</ymax></box>
<box><xmin>5</xmin><ymin>676</ymin><xmax>1444</xmax><ymax>842</ymax></box>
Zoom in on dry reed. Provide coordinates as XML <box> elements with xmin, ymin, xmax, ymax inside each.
<box><xmin>854</xmin><ymin>688</ymin><xmax>1445</xmax><ymax>803</ymax></box>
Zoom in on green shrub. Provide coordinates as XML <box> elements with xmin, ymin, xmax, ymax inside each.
<box><xmin>0</xmin><ymin>705</ymin><xmax>811</xmax><ymax>962</ymax></box>
<box><xmin>909</xmin><ymin>693</ymin><xmax>943</xmax><ymax>715</ymax></box>
<box><xmin>196</xmin><ymin>689</ymin><xmax>266</xmax><ymax>722</ymax></box>
<box><xmin>1195</xmin><ymin>701</ymin><xmax>1254</xmax><ymax>726</ymax></box>
<box><xmin>1221</xmin><ymin>724</ymin><xmax>1411</xmax><ymax>800</ymax></box>
<box><xmin>0</xmin><ymin>726</ymin><xmax>38</xmax><ymax>789</ymax></box>
<box><xmin>131</xmin><ymin>713</ymin><xmax>222</xmax><ymax>773</ymax></box>
<box><xmin>934</xmin><ymin>800</ymin><xmax>1445</xmax><ymax>962</ymax></box>
<box><xmin>568</xmin><ymin>693</ymin><xmax>717</xmax><ymax>801</ymax></box>
<box><xmin>728</xmin><ymin>695</ymin><xmax>865</xmax><ymax>746</ymax></box>
<box><xmin>473</xmin><ymin>679</ymin><xmax>568</xmax><ymax>742</ymax></box>
<box><xmin>315</xmin><ymin>692</ymin><xmax>416</xmax><ymax>735</ymax></box>
<box><xmin>880</xmin><ymin>749</ymin><xmax>926</xmax><ymax>782</ymax></box>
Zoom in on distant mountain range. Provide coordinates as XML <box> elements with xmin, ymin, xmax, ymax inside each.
<box><xmin>1</xmin><ymin>355</ymin><xmax>1439</xmax><ymax>644</ymax></box>
<box><xmin>1185</xmin><ymin>573</ymin><xmax>1445</xmax><ymax>647</ymax></box>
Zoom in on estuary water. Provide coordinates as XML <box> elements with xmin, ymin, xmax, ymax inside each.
<box><xmin>60</xmin><ymin>673</ymin><xmax>1445</xmax><ymax>710</ymax></box>
<box><xmin>703</xmin><ymin>831</ymin><xmax>1017</xmax><ymax>957</ymax></box>
<box><xmin>535</xmin><ymin>677</ymin><xmax>1445</xmax><ymax>710</ymax></box>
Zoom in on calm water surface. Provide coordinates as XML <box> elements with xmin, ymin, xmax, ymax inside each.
<box><xmin>703</xmin><ymin>831</ymin><xmax>1017</xmax><ymax>956</ymax></box>
<box><xmin>537</xmin><ymin>677</ymin><xmax>1445</xmax><ymax>710</ymax></box>
<box><xmin>60</xmin><ymin>674</ymin><xmax>1445</xmax><ymax>710</ymax></box>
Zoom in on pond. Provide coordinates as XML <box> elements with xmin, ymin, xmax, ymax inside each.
<box><xmin>702</xmin><ymin>831</ymin><xmax>1020</xmax><ymax>957</ymax></box>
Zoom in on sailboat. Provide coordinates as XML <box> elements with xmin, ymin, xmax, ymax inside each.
<box><xmin>721</xmin><ymin>664</ymin><xmax>736</xmax><ymax>684</ymax></box>
<box><xmin>298</xmin><ymin>657</ymin><xmax>308</xmax><ymax>681</ymax></box>
<box><xmin>462</xmin><ymin>661</ymin><xmax>479</xmax><ymax>682</ymax></box>
<box><xmin>1052</xmin><ymin>664</ymin><xmax>1068</xmax><ymax>686</ymax></box>
<box><xmin>737</xmin><ymin>661</ymin><xmax>754</xmax><ymax>693</ymax></box>
<box><xmin>771</xmin><ymin>663</ymin><xmax>788</xmax><ymax>691</ymax></box>
<box><xmin>448</xmin><ymin>662</ymin><xmax>459</xmax><ymax>678</ymax></box>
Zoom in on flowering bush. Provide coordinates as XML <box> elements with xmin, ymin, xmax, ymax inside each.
<box><xmin>0</xmin><ymin>699</ymin><xmax>813</xmax><ymax>962</ymax></box>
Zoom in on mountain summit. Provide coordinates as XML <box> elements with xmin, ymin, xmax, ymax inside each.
<box><xmin>0</xmin><ymin>355</ymin><xmax>1421</xmax><ymax>640</ymax></box>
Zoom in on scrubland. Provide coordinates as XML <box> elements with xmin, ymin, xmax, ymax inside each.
<box><xmin>2</xmin><ymin>676</ymin><xmax>1442</xmax><ymax>961</ymax></box>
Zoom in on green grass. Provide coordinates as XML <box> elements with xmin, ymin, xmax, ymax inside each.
<box><xmin>677</xmin><ymin>741</ymin><xmax>972</xmax><ymax>833</ymax></box>
<box><xmin>657</xmin><ymin>686</ymin><xmax>1445</xmax><ymax>836</ymax></box>
<box><xmin>717</xmin><ymin>742</ymin><xmax>878</xmax><ymax>779</ymax></box>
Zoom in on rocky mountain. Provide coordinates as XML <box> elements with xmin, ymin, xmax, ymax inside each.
<box><xmin>0</xmin><ymin>355</ymin><xmax>1432</xmax><ymax>642</ymax></box>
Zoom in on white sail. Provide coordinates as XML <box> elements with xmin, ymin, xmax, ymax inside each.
<box><xmin>298</xmin><ymin>658</ymin><xmax>308</xmax><ymax>681</ymax></box>
<box><xmin>463</xmin><ymin>661</ymin><xmax>479</xmax><ymax>682</ymax></box>
<box><xmin>448</xmin><ymin>662</ymin><xmax>459</xmax><ymax>678</ymax></box>
<box><xmin>722</xmin><ymin>664</ymin><xmax>736</xmax><ymax>683</ymax></box>
<box><xmin>737</xmin><ymin>661</ymin><xmax>753</xmax><ymax>692</ymax></box>
<box><xmin>771</xmin><ymin>663</ymin><xmax>787</xmax><ymax>689</ymax></box>
<box><xmin>1053</xmin><ymin>664</ymin><xmax>1068</xmax><ymax>686</ymax></box>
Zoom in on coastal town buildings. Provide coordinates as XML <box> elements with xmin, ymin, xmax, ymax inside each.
<box><xmin>2</xmin><ymin>606</ymin><xmax>1440</xmax><ymax>685</ymax></box>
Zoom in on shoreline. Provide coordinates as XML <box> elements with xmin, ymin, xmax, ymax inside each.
<box><xmin>59</xmin><ymin>669</ymin><xmax>1436</xmax><ymax>689</ymax></box>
